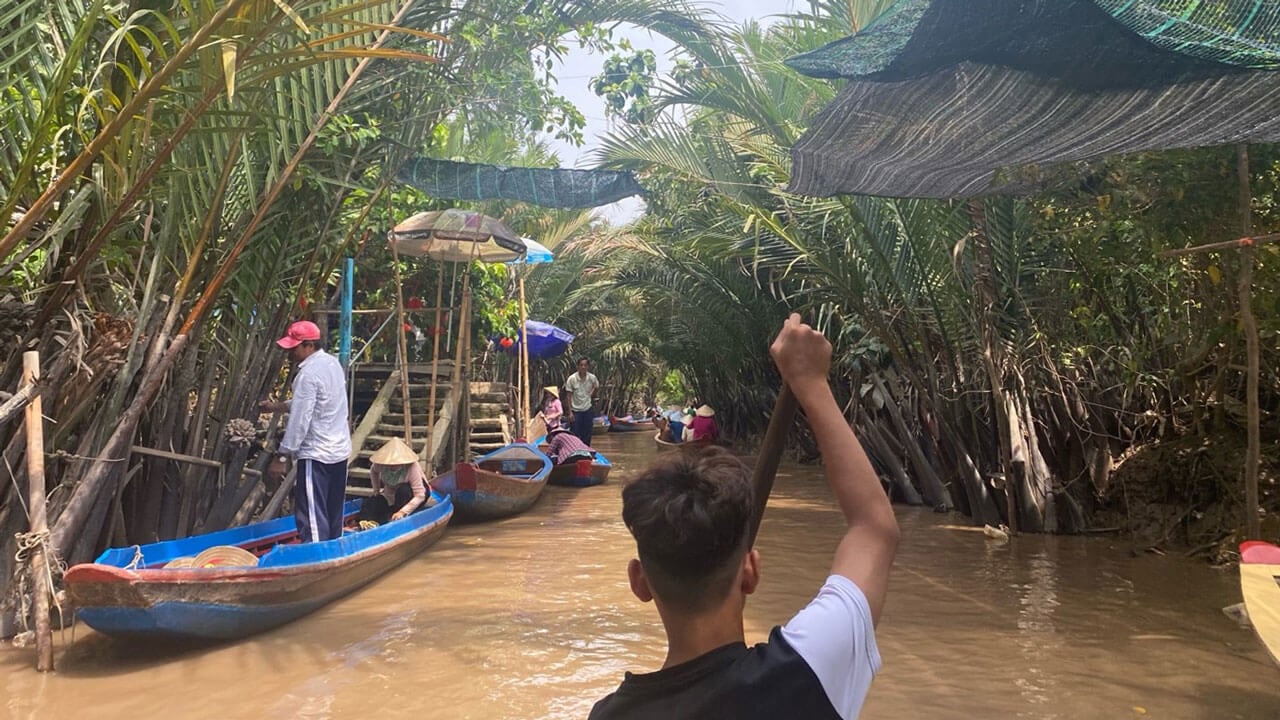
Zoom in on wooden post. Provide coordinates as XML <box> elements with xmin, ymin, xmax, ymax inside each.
<box><xmin>425</xmin><ymin>261</ymin><xmax>445</xmax><ymax>463</ymax></box>
<box><xmin>1238</xmin><ymin>144</ymin><xmax>1261</xmax><ymax>540</ymax></box>
<box><xmin>459</xmin><ymin>275</ymin><xmax>473</xmax><ymax>460</ymax></box>
<box><xmin>519</xmin><ymin>274</ymin><xmax>531</xmax><ymax>439</ymax></box>
<box><xmin>448</xmin><ymin>271</ymin><xmax>471</xmax><ymax>465</ymax></box>
<box><xmin>390</xmin><ymin>237</ymin><xmax>412</xmax><ymax>442</ymax></box>
<box><xmin>22</xmin><ymin>351</ymin><xmax>53</xmax><ymax>671</ymax></box>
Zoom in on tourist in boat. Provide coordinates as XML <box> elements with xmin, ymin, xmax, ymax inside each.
<box><xmin>564</xmin><ymin>356</ymin><xmax>601</xmax><ymax>444</ymax></box>
<box><xmin>656</xmin><ymin>409</ymin><xmax>685</xmax><ymax>443</ymax></box>
<box><xmin>544</xmin><ymin>425</ymin><xmax>595</xmax><ymax>465</ymax></box>
<box><xmin>536</xmin><ymin>386</ymin><xmax>564</xmax><ymax>429</ymax></box>
<box><xmin>261</xmin><ymin>320</ymin><xmax>351</xmax><ymax>543</ymax></box>
<box><xmin>590</xmin><ymin>314</ymin><xmax>898</xmax><ymax>720</ymax></box>
<box><xmin>684</xmin><ymin>404</ymin><xmax>720</xmax><ymax>443</ymax></box>
<box><xmin>361</xmin><ymin>437</ymin><xmax>429</xmax><ymax>524</ymax></box>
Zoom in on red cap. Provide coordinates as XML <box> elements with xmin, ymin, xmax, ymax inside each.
<box><xmin>276</xmin><ymin>320</ymin><xmax>321</xmax><ymax>349</ymax></box>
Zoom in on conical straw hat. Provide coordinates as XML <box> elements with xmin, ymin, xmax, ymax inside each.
<box><xmin>542</xmin><ymin>386</ymin><xmax>560</xmax><ymax>398</ymax></box>
<box><xmin>193</xmin><ymin>546</ymin><xmax>259</xmax><ymax>568</ymax></box>
<box><xmin>371</xmin><ymin>437</ymin><xmax>418</xmax><ymax>465</ymax></box>
<box><xmin>695</xmin><ymin>405</ymin><xmax>716</xmax><ymax>417</ymax></box>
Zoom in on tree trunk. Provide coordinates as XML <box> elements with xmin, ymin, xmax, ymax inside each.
<box><xmin>855</xmin><ymin>409</ymin><xmax>924</xmax><ymax>505</ymax></box>
<box><xmin>871</xmin><ymin>373</ymin><xmax>951</xmax><ymax>508</ymax></box>
<box><xmin>49</xmin><ymin>334</ymin><xmax>189</xmax><ymax>562</ymax></box>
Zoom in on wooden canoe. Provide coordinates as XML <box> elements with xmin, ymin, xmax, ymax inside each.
<box><xmin>63</xmin><ymin>493</ymin><xmax>454</xmax><ymax>641</ymax></box>
<box><xmin>1240</xmin><ymin>541</ymin><xmax>1280</xmax><ymax>667</ymax></box>
<box><xmin>526</xmin><ymin>417</ymin><xmax>610</xmax><ymax>487</ymax></box>
<box><xmin>607</xmin><ymin>416</ymin><xmax>653</xmax><ymax>433</ymax></box>
<box><xmin>430</xmin><ymin>443</ymin><xmax>551</xmax><ymax>521</ymax></box>
<box><xmin>543</xmin><ymin>449</ymin><xmax>612</xmax><ymax>487</ymax></box>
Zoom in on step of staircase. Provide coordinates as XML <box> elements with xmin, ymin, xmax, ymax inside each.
<box><xmin>469</xmin><ymin>402</ymin><xmax>508</xmax><ymax>415</ymax></box>
<box><xmin>470</xmin><ymin>441</ymin><xmax>506</xmax><ymax>453</ymax></box>
<box><xmin>470</xmin><ymin>432</ymin><xmax>505</xmax><ymax>443</ymax></box>
<box><xmin>376</xmin><ymin>423</ymin><xmax>435</xmax><ymax>435</ymax></box>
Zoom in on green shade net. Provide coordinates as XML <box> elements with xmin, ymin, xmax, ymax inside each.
<box><xmin>785</xmin><ymin>0</ymin><xmax>1280</xmax><ymax>198</ymax></box>
<box><xmin>396</xmin><ymin>158</ymin><xmax>644</xmax><ymax>209</ymax></box>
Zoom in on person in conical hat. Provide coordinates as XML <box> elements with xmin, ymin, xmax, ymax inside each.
<box><xmin>685</xmin><ymin>404</ymin><xmax>720</xmax><ymax>443</ymax></box>
<box><xmin>545</xmin><ymin>424</ymin><xmax>595</xmax><ymax>465</ymax></box>
<box><xmin>362</xmin><ymin>437</ymin><xmax>428</xmax><ymax>524</ymax></box>
<box><xmin>537</xmin><ymin>386</ymin><xmax>564</xmax><ymax>429</ymax></box>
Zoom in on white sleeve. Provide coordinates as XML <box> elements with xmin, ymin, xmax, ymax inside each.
<box><xmin>279</xmin><ymin>372</ymin><xmax>318</xmax><ymax>455</ymax></box>
<box><xmin>779</xmin><ymin>575</ymin><xmax>882</xmax><ymax>720</ymax></box>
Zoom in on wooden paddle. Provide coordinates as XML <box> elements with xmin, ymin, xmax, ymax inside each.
<box><xmin>747</xmin><ymin>383</ymin><xmax>798</xmax><ymax>548</ymax></box>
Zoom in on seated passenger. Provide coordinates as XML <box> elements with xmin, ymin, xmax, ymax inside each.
<box><xmin>545</xmin><ymin>425</ymin><xmax>596</xmax><ymax>465</ymax></box>
<box><xmin>685</xmin><ymin>405</ymin><xmax>720</xmax><ymax>443</ymax></box>
<box><xmin>360</xmin><ymin>437</ymin><xmax>429</xmax><ymax>525</ymax></box>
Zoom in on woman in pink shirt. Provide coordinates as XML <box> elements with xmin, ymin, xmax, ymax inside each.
<box><xmin>685</xmin><ymin>405</ymin><xmax>720</xmax><ymax>442</ymax></box>
<box><xmin>538</xmin><ymin>386</ymin><xmax>564</xmax><ymax>429</ymax></box>
<box><xmin>363</xmin><ymin>437</ymin><xmax>428</xmax><ymax>524</ymax></box>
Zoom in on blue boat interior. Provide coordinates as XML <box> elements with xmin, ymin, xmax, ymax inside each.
<box><xmin>94</xmin><ymin>491</ymin><xmax>453</xmax><ymax>570</ymax></box>
<box><xmin>472</xmin><ymin>444</ymin><xmax>552</xmax><ymax>479</ymax></box>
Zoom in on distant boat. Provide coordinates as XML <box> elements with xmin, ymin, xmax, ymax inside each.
<box><xmin>608</xmin><ymin>416</ymin><xmax>653</xmax><ymax>433</ymax></box>
<box><xmin>431</xmin><ymin>443</ymin><xmax>551</xmax><ymax>521</ymax></box>
<box><xmin>64</xmin><ymin>493</ymin><xmax>454</xmax><ymax>641</ymax></box>
<box><xmin>1240</xmin><ymin>540</ymin><xmax>1280</xmax><ymax>667</ymax></box>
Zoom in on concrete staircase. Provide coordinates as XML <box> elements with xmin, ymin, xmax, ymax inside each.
<box><xmin>467</xmin><ymin>382</ymin><xmax>513</xmax><ymax>456</ymax></box>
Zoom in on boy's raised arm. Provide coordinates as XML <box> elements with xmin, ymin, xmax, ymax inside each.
<box><xmin>770</xmin><ymin>314</ymin><xmax>899</xmax><ymax>624</ymax></box>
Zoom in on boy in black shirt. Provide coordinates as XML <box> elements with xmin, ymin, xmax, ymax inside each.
<box><xmin>591</xmin><ymin>314</ymin><xmax>899</xmax><ymax>720</ymax></box>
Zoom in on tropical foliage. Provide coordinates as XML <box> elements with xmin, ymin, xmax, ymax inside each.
<box><xmin>0</xmin><ymin>0</ymin><xmax>715</xmax><ymax>608</ymax></box>
<box><xmin>526</xmin><ymin>0</ymin><xmax>1280</xmax><ymax>540</ymax></box>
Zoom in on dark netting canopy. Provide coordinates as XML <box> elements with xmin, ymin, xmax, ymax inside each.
<box><xmin>396</xmin><ymin>157</ymin><xmax>645</xmax><ymax>209</ymax></box>
<box><xmin>785</xmin><ymin>0</ymin><xmax>1280</xmax><ymax>198</ymax></box>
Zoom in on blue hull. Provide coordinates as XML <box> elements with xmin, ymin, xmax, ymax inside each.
<box><xmin>65</xmin><ymin>495</ymin><xmax>453</xmax><ymax>640</ymax></box>
<box><xmin>430</xmin><ymin>444</ymin><xmax>551</xmax><ymax>521</ymax></box>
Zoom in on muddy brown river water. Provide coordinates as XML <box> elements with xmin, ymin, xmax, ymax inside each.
<box><xmin>3</xmin><ymin>431</ymin><xmax>1278</xmax><ymax>718</ymax></box>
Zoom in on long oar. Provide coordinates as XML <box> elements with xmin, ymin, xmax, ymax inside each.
<box><xmin>747</xmin><ymin>383</ymin><xmax>798</xmax><ymax>547</ymax></box>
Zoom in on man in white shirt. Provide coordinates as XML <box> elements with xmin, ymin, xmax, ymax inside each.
<box><xmin>563</xmin><ymin>356</ymin><xmax>600</xmax><ymax>444</ymax></box>
<box><xmin>262</xmin><ymin>321</ymin><xmax>351</xmax><ymax>542</ymax></box>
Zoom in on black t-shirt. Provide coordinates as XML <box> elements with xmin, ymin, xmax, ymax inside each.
<box><xmin>589</xmin><ymin>576</ymin><xmax>881</xmax><ymax>720</ymax></box>
<box><xmin>588</xmin><ymin>627</ymin><xmax>841</xmax><ymax>720</ymax></box>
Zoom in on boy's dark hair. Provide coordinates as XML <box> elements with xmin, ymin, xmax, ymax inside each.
<box><xmin>622</xmin><ymin>447</ymin><xmax>753</xmax><ymax>612</ymax></box>
<box><xmin>576</xmin><ymin>356</ymin><xmax>589</xmax><ymax>365</ymax></box>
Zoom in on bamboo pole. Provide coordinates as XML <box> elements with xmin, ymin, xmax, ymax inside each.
<box><xmin>22</xmin><ymin>351</ymin><xmax>53</xmax><ymax>671</ymax></box>
<box><xmin>1157</xmin><ymin>232</ymin><xmax>1280</xmax><ymax>258</ymax></box>
<box><xmin>390</xmin><ymin>238</ymin><xmax>412</xmax><ymax>443</ymax></box>
<box><xmin>0</xmin><ymin>384</ymin><xmax>37</xmax><ymax>426</ymax></box>
<box><xmin>459</xmin><ymin>275</ymin><xmax>473</xmax><ymax>460</ymax></box>
<box><xmin>1238</xmin><ymin>144</ymin><xmax>1261</xmax><ymax>540</ymax></box>
<box><xmin>519</xmin><ymin>274</ymin><xmax>531</xmax><ymax>439</ymax></box>
<box><xmin>448</xmin><ymin>270</ymin><xmax>468</xmax><ymax>466</ymax></box>
<box><xmin>425</xmin><ymin>261</ymin><xmax>445</xmax><ymax>463</ymax></box>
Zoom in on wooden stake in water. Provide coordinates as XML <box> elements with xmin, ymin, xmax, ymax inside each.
<box><xmin>23</xmin><ymin>351</ymin><xmax>53</xmax><ymax>672</ymax></box>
